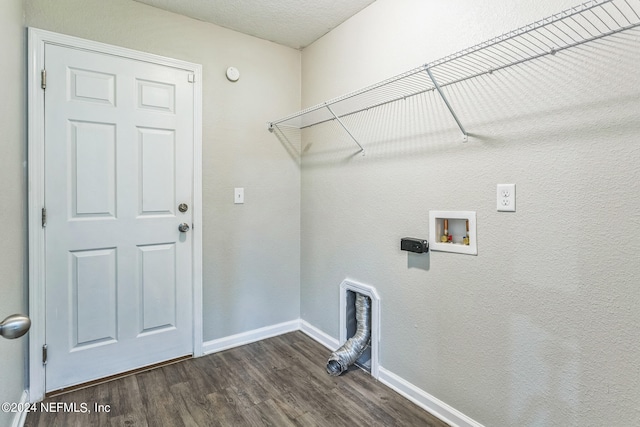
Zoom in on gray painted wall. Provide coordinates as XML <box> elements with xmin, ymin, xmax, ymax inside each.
<box><xmin>25</xmin><ymin>0</ymin><xmax>302</xmax><ymax>342</ymax></box>
<box><xmin>0</xmin><ymin>0</ymin><xmax>27</xmax><ymax>425</ymax></box>
<box><xmin>301</xmin><ymin>0</ymin><xmax>640</xmax><ymax>425</ymax></box>
<box><xmin>4</xmin><ymin>1</ymin><xmax>639</xmax><ymax>426</ymax></box>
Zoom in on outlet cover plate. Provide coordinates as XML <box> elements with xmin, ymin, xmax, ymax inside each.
<box><xmin>497</xmin><ymin>184</ymin><xmax>516</xmax><ymax>212</ymax></box>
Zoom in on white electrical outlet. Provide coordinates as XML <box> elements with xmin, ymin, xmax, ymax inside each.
<box><xmin>497</xmin><ymin>184</ymin><xmax>516</xmax><ymax>212</ymax></box>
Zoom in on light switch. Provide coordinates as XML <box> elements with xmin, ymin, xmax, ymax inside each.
<box><xmin>234</xmin><ymin>188</ymin><xmax>244</xmax><ymax>204</ymax></box>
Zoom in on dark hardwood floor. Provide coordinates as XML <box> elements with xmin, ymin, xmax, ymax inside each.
<box><xmin>25</xmin><ymin>331</ymin><xmax>449</xmax><ymax>426</ymax></box>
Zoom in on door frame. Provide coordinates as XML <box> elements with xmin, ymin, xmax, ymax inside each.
<box><xmin>27</xmin><ymin>28</ymin><xmax>204</xmax><ymax>402</ymax></box>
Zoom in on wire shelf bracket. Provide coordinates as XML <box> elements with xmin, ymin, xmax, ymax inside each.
<box><xmin>268</xmin><ymin>0</ymin><xmax>640</xmax><ymax>150</ymax></box>
<box><xmin>425</xmin><ymin>65</ymin><xmax>468</xmax><ymax>142</ymax></box>
<box><xmin>324</xmin><ymin>103</ymin><xmax>365</xmax><ymax>154</ymax></box>
<box><xmin>268</xmin><ymin>102</ymin><xmax>366</xmax><ymax>155</ymax></box>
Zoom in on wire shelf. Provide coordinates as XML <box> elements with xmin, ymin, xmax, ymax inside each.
<box><xmin>268</xmin><ymin>0</ymin><xmax>640</xmax><ymax>153</ymax></box>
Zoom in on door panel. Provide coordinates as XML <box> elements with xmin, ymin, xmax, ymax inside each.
<box><xmin>137</xmin><ymin>79</ymin><xmax>175</xmax><ymax>113</ymax></box>
<box><xmin>69</xmin><ymin>67</ymin><xmax>116</xmax><ymax>105</ymax></box>
<box><xmin>70</xmin><ymin>120</ymin><xmax>117</xmax><ymax>218</ymax></box>
<box><xmin>139</xmin><ymin>128</ymin><xmax>175</xmax><ymax>215</ymax></box>
<box><xmin>44</xmin><ymin>43</ymin><xmax>194</xmax><ymax>391</ymax></box>
<box><xmin>71</xmin><ymin>248</ymin><xmax>118</xmax><ymax>348</ymax></box>
<box><xmin>139</xmin><ymin>243</ymin><xmax>177</xmax><ymax>333</ymax></box>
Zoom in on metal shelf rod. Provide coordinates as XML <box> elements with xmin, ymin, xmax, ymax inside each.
<box><xmin>298</xmin><ymin>85</ymin><xmax>436</xmax><ymax>130</ymax></box>
<box><xmin>269</xmin><ymin>66</ymin><xmax>428</xmax><ymax>127</ymax></box>
<box><xmin>268</xmin><ymin>0</ymin><xmax>640</xmax><ymax>147</ymax></box>
<box><xmin>425</xmin><ymin>0</ymin><xmax>615</xmax><ymax>71</ymax></box>
<box><xmin>284</xmin><ymin>10</ymin><xmax>639</xmax><ymax>132</ymax></box>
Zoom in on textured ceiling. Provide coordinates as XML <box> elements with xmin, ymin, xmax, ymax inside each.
<box><xmin>133</xmin><ymin>0</ymin><xmax>377</xmax><ymax>49</ymax></box>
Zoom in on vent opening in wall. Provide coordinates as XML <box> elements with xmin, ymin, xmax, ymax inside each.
<box><xmin>339</xmin><ymin>279</ymin><xmax>380</xmax><ymax>378</ymax></box>
<box><xmin>347</xmin><ymin>290</ymin><xmax>371</xmax><ymax>371</ymax></box>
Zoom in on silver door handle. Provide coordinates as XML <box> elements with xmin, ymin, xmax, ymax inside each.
<box><xmin>0</xmin><ymin>314</ymin><xmax>31</xmax><ymax>339</ymax></box>
<box><xmin>178</xmin><ymin>223</ymin><xmax>190</xmax><ymax>233</ymax></box>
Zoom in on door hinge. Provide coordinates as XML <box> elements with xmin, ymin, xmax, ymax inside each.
<box><xmin>42</xmin><ymin>344</ymin><xmax>48</xmax><ymax>365</ymax></box>
<box><xmin>41</xmin><ymin>69</ymin><xmax>46</xmax><ymax>90</ymax></box>
<box><xmin>188</xmin><ymin>73</ymin><xmax>195</xmax><ymax>83</ymax></box>
<box><xmin>42</xmin><ymin>207</ymin><xmax>47</xmax><ymax>228</ymax></box>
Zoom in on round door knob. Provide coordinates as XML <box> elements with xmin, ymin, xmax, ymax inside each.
<box><xmin>0</xmin><ymin>314</ymin><xmax>31</xmax><ymax>339</ymax></box>
<box><xmin>178</xmin><ymin>223</ymin><xmax>190</xmax><ymax>233</ymax></box>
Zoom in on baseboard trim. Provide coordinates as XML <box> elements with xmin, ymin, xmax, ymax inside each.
<box><xmin>378</xmin><ymin>367</ymin><xmax>485</xmax><ymax>427</ymax></box>
<box><xmin>202</xmin><ymin>320</ymin><xmax>300</xmax><ymax>355</ymax></box>
<box><xmin>299</xmin><ymin>320</ymin><xmax>340</xmax><ymax>351</ymax></box>
<box><xmin>10</xmin><ymin>390</ymin><xmax>29</xmax><ymax>427</ymax></box>
<box><xmin>200</xmin><ymin>319</ymin><xmax>482</xmax><ymax>427</ymax></box>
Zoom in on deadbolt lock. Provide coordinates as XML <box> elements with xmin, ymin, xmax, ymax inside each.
<box><xmin>178</xmin><ymin>203</ymin><xmax>189</xmax><ymax>213</ymax></box>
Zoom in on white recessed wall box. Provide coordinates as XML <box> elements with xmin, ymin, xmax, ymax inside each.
<box><xmin>429</xmin><ymin>211</ymin><xmax>477</xmax><ymax>255</ymax></box>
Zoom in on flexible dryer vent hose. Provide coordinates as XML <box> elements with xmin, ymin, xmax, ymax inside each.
<box><xmin>326</xmin><ymin>293</ymin><xmax>371</xmax><ymax>376</ymax></box>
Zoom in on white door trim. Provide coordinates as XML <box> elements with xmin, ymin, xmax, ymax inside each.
<box><xmin>27</xmin><ymin>27</ymin><xmax>203</xmax><ymax>402</ymax></box>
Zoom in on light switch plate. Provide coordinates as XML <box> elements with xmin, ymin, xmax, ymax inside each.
<box><xmin>234</xmin><ymin>188</ymin><xmax>244</xmax><ymax>204</ymax></box>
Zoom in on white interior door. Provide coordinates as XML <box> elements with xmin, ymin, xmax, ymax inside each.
<box><xmin>44</xmin><ymin>43</ymin><xmax>195</xmax><ymax>391</ymax></box>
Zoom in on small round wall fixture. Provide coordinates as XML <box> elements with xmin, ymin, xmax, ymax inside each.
<box><xmin>226</xmin><ymin>66</ymin><xmax>240</xmax><ymax>82</ymax></box>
